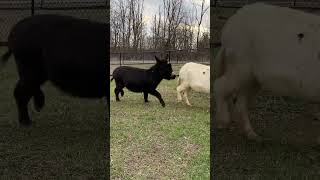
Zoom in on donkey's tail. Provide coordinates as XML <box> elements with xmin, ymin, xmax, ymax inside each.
<box><xmin>1</xmin><ymin>50</ymin><xmax>12</xmax><ymax>68</ymax></box>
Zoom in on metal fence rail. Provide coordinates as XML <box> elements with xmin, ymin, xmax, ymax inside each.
<box><xmin>110</xmin><ymin>48</ymin><xmax>210</xmax><ymax>66</ymax></box>
<box><xmin>0</xmin><ymin>0</ymin><xmax>109</xmax><ymax>46</ymax></box>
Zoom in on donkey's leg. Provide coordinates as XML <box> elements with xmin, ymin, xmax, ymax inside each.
<box><xmin>14</xmin><ymin>80</ymin><xmax>34</xmax><ymax>126</ymax></box>
<box><xmin>120</xmin><ymin>89</ymin><xmax>124</xmax><ymax>97</ymax></box>
<box><xmin>143</xmin><ymin>92</ymin><xmax>149</xmax><ymax>102</ymax></box>
<box><xmin>114</xmin><ymin>79</ymin><xmax>124</xmax><ymax>101</ymax></box>
<box><xmin>33</xmin><ymin>87</ymin><xmax>45</xmax><ymax>112</ymax></box>
<box><xmin>149</xmin><ymin>89</ymin><xmax>165</xmax><ymax>107</ymax></box>
<box><xmin>114</xmin><ymin>88</ymin><xmax>120</xmax><ymax>101</ymax></box>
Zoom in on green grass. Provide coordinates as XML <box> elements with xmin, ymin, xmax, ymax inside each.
<box><xmin>0</xmin><ymin>47</ymin><xmax>108</xmax><ymax>179</ymax></box>
<box><xmin>110</xmin><ymin>66</ymin><xmax>210</xmax><ymax>179</ymax></box>
<box><xmin>214</xmin><ymin>91</ymin><xmax>320</xmax><ymax>179</ymax></box>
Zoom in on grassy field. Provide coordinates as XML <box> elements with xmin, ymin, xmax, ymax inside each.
<box><xmin>0</xmin><ymin>48</ymin><xmax>108</xmax><ymax>179</ymax></box>
<box><xmin>110</xmin><ymin>64</ymin><xmax>210</xmax><ymax>179</ymax></box>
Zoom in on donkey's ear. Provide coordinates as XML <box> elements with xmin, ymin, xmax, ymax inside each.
<box><xmin>155</xmin><ymin>56</ymin><xmax>160</xmax><ymax>63</ymax></box>
<box><xmin>165</xmin><ymin>54</ymin><xmax>169</xmax><ymax>60</ymax></box>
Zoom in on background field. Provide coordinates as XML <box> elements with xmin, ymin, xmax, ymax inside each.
<box><xmin>0</xmin><ymin>47</ymin><xmax>108</xmax><ymax>179</ymax></box>
<box><xmin>110</xmin><ymin>64</ymin><xmax>210</xmax><ymax>179</ymax></box>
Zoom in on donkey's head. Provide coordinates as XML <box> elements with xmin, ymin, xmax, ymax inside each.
<box><xmin>154</xmin><ymin>55</ymin><xmax>176</xmax><ymax>80</ymax></box>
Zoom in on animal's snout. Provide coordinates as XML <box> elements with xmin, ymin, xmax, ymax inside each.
<box><xmin>171</xmin><ymin>74</ymin><xmax>176</xmax><ymax>79</ymax></box>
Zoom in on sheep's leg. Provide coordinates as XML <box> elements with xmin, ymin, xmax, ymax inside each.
<box><xmin>213</xmin><ymin>76</ymin><xmax>235</xmax><ymax>128</ymax></box>
<box><xmin>234</xmin><ymin>94</ymin><xmax>261</xmax><ymax>141</ymax></box>
<box><xmin>177</xmin><ymin>84</ymin><xmax>185</xmax><ymax>102</ymax></box>
<box><xmin>183</xmin><ymin>88</ymin><xmax>192</xmax><ymax>106</ymax></box>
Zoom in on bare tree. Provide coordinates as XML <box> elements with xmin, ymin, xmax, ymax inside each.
<box><xmin>176</xmin><ymin>11</ymin><xmax>194</xmax><ymax>50</ymax></box>
<box><xmin>198</xmin><ymin>31</ymin><xmax>210</xmax><ymax>49</ymax></box>
<box><xmin>130</xmin><ymin>0</ymin><xmax>144</xmax><ymax>50</ymax></box>
<box><xmin>111</xmin><ymin>0</ymin><xmax>145</xmax><ymax>50</ymax></box>
<box><xmin>111</xmin><ymin>4</ymin><xmax>119</xmax><ymax>49</ymax></box>
<box><xmin>164</xmin><ymin>0</ymin><xmax>184</xmax><ymax>49</ymax></box>
<box><xmin>194</xmin><ymin>0</ymin><xmax>209</xmax><ymax>49</ymax></box>
<box><xmin>111</xmin><ymin>0</ymin><xmax>208</xmax><ymax>51</ymax></box>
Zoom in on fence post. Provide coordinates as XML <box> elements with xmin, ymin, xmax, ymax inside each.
<box><xmin>31</xmin><ymin>0</ymin><xmax>35</xmax><ymax>16</ymax></box>
<box><xmin>142</xmin><ymin>51</ymin><xmax>144</xmax><ymax>64</ymax></box>
<box><xmin>119</xmin><ymin>52</ymin><xmax>122</xmax><ymax>66</ymax></box>
<box><xmin>177</xmin><ymin>51</ymin><xmax>178</xmax><ymax>64</ymax></box>
<box><xmin>168</xmin><ymin>50</ymin><xmax>171</xmax><ymax>63</ymax></box>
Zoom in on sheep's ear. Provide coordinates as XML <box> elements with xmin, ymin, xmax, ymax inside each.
<box><xmin>155</xmin><ymin>56</ymin><xmax>160</xmax><ymax>63</ymax></box>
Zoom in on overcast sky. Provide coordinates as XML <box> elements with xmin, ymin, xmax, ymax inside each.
<box><xmin>112</xmin><ymin>0</ymin><xmax>210</xmax><ymax>35</ymax></box>
<box><xmin>143</xmin><ymin>0</ymin><xmax>210</xmax><ymax>34</ymax></box>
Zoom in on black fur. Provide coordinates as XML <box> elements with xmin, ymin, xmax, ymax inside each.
<box><xmin>1</xmin><ymin>14</ymin><xmax>109</xmax><ymax>126</ymax></box>
<box><xmin>112</xmin><ymin>56</ymin><xmax>176</xmax><ymax>107</ymax></box>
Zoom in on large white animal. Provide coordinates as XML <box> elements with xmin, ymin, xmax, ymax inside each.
<box><xmin>177</xmin><ymin>62</ymin><xmax>210</xmax><ymax>106</ymax></box>
<box><xmin>214</xmin><ymin>2</ymin><xmax>320</xmax><ymax>141</ymax></box>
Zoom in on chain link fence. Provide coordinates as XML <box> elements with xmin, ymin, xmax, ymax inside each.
<box><xmin>110</xmin><ymin>48</ymin><xmax>210</xmax><ymax>76</ymax></box>
<box><xmin>0</xmin><ymin>0</ymin><xmax>109</xmax><ymax>46</ymax></box>
<box><xmin>110</xmin><ymin>48</ymin><xmax>210</xmax><ymax>66</ymax></box>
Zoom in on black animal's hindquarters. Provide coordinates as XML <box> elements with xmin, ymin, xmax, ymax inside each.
<box><xmin>3</xmin><ymin>15</ymin><xmax>108</xmax><ymax>125</ymax></box>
